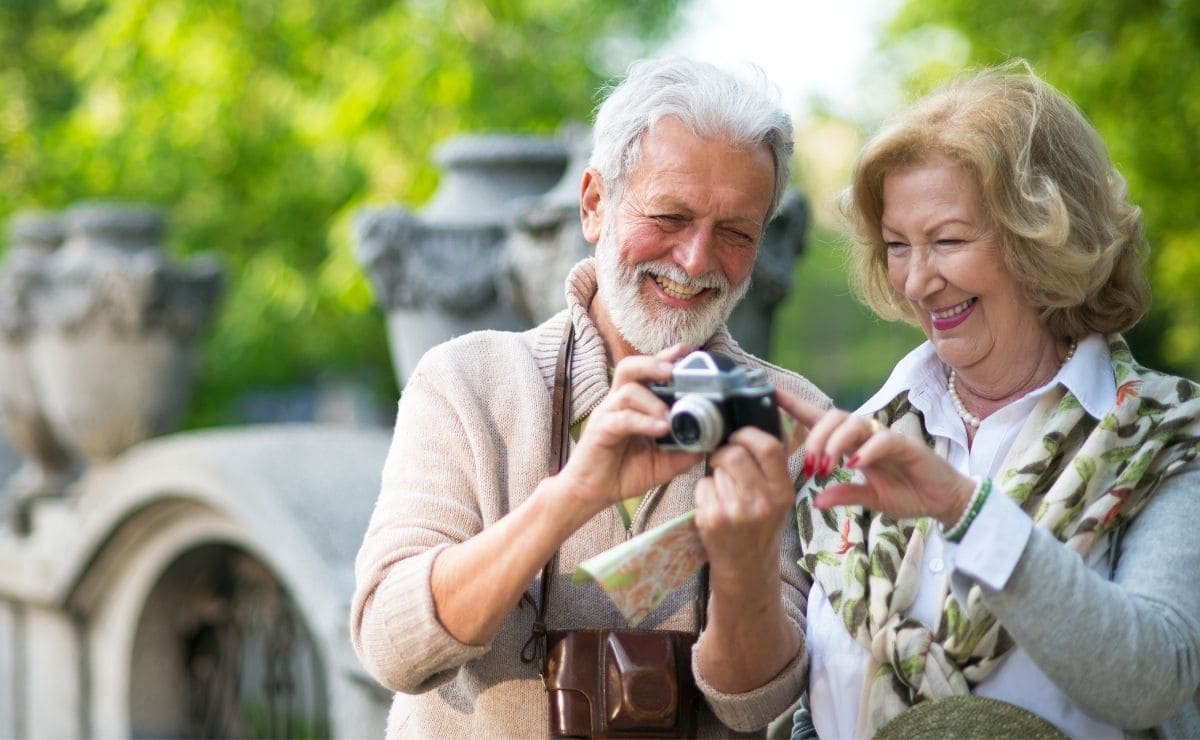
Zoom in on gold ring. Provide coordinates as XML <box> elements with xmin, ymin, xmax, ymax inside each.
<box><xmin>868</xmin><ymin>418</ymin><xmax>882</xmax><ymax>436</ymax></box>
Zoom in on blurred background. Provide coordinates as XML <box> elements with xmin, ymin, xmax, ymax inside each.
<box><xmin>2</xmin><ymin>2</ymin><xmax>1199</xmax><ymax>737</ymax></box>
<box><xmin>5</xmin><ymin>0</ymin><xmax>1195</xmax><ymax>422</ymax></box>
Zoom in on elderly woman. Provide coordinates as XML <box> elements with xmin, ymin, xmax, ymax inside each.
<box><xmin>782</xmin><ymin>65</ymin><xmax>1200</xmax><ymax>737</ymax></box>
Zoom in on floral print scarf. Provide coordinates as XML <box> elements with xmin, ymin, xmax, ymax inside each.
<box><xmin>796</xmin><ymin>335</ymin><xmax>1200</xmax><ymax>736</ymax></box>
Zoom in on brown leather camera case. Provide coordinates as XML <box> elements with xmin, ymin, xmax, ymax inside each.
<box><xmin>544</xmin><ymin>629</ymin><xmax>700</xmax><ymax>738</ymax></box>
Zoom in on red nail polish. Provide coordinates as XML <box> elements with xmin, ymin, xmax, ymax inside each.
<box><xmin>803</xmin><ymin>453</ymin><xmax>814</xmax><ymax>476</ymax></box>
<box><xmin>820</xmin><ymin>454</ymin><xmax>832</xmax><ymax>476</ymax></box>
<box><xmin>847</xmin><ymin>454</ymin><xmax>859</xmax><ymax>468</ymax></box>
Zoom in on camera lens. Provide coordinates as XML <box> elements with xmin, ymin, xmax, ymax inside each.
<box><xmin>672</xmin><ymin>414</ymin><xmax>703</xmax><ymax>446</ymax></box>
<box><xmin>668</xmin><ymin>396</ymin><xmax>724</xmax><ymax>453</ymax></box>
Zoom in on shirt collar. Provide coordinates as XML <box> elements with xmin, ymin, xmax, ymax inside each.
<box><xmin>1058</xmin><ymin>332</ymin><xmax>1115</xmax><ymax>419</ymax></box>
<box><xmin>857</xmin><ymin>332</ymin><xmax>1115</xmax><ymax>421</ymax></box>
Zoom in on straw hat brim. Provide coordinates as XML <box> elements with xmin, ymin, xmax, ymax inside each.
<box><xmin>874</xmin><ymin>695</ymin><xmax>1067</xmax><ymax>739</ymax></box>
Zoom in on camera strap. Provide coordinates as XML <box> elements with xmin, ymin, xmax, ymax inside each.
<box><xmin>520</xmin><ymin>317</ymin><xmax>709</xmax><ymax>673</ymax></box>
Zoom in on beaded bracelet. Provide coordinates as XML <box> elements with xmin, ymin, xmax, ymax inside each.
<box><xmin>942</xmin><ymin>477</ymin><xmax>992</xmax><ymax>543</ymax></box>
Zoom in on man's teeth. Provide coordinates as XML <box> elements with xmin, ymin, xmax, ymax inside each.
<box><xmin>655</xmin><ymin>274</ymin><xmax>704</xmax><ymax>300</ymax></box>
<box><xmin>932</xmin><ymin>299</ymin><xmax>974</xmax><ymax>319</ymax></box>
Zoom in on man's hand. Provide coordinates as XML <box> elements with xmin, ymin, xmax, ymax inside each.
<box><xmin>556</xmin><ymin>344</ymin><xmax>703</xmax><ymax>523</ymax></box>
<box><xmin>695</xmin><ymin>426</ymin><xmax>792</xmax><ymax>599</ymax></box>
<box><xmin>693</xmin><ymin>395</ymin><xmax>802</xmax><ymax>694</ymax></box>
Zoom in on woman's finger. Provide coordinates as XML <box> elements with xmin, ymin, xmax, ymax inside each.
<box><xmin>842</xmin><ymin>426</ymin><xmax>902</xmax><ymax>471</ymax></box>
<box><xmin>811</xmin><ymin>481</ymin><xmax>876</xmax><ymax>510</ymax></box>
<box><xmin>825</xmin><ymin>415</ymin><xmax>882</xmax><ymax>468</ymax></box>
<box><xmin>775</xmin><ymin>388</ymin><xmax>828</xmax><ymax>429</ymax></box>
<box><xmin>803</xmin><ymin>408</ymin><xmax>853</xmax><ymax>475</ymax></box>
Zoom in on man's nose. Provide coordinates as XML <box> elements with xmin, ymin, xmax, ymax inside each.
<box><xmin>673</xmin><ymin>227</ymin><xmax>716</xmax><ymax>278</ymax></box>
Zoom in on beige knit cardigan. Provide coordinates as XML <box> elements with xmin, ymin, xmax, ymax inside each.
<box><xmin>351</xmin><ymin>259</ymin><xmax>830</xmax><ymax>738</ymax></box>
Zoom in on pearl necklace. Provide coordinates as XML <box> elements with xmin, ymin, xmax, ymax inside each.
<box><xmin>948</xmin><ymin>337</ymin><xmax>1077</xmax><ymax>429</ymax></box>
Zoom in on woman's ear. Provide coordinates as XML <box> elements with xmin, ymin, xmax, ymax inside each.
<box><xmin>579</xmin><ymin>168</ymin><xmax>604</xmax><ymax>245</ymax></box>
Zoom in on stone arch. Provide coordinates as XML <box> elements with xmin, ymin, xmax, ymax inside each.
<box><xmin>6</xmin><ymin>425</ymin><xmax>391</xmax><ymax>738</ymax></box>
<box><xmin>59</xmin><ymin>494</ymin><xmax>327</xmax><ymax>738</ymax></box>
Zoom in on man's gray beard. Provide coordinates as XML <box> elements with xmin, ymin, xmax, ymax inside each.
<box><xmin>595</xmin><ymin>228</ymin><xmax>751</xmax><ymax>354</ymax></box>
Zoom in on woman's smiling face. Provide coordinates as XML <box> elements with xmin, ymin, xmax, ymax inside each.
<box><xmin>882</xmin><ymin>155</ymin><xmax>1049</xmax><ymax>374</ymax></box>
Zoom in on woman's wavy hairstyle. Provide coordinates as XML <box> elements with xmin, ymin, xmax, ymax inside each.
<box><xmin>842</xmin><ymin>61</ymin><xmax>1149</xmax><ymax>338</ymax></box>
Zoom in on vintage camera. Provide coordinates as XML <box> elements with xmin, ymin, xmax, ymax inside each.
<box><xmin>649</xmin><ymin>350</ymin><xmax>780</xmax><ymax>453</ymax></box>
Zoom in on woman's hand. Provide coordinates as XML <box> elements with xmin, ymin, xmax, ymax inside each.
<box><xmin>557</xmin><ymin>344</ymin><xmax>703</xmax><ymax>517</ymax></box>
<box><xmin>779</xmin><ymin>392</ymin><xmax>975</xmax><ymax>528</ymax></box>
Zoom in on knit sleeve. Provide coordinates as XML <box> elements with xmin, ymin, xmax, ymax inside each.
<box><xmin>349</xmin><ymin>360</ymin><xmax>492</xmax><ymax>694</ymax></box>
<box><xmin>978</xmin><ymin>466</ymin><xmax>1200</xmax><ymax>729</ymax></box>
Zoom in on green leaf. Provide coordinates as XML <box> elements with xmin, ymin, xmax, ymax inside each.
<box><xmin>1100</xmin><ymin>445</ymin><xmax>1139</xmax><ymax>463</ymax></box>
<box><xmin>1074</xmin><ymin>455</ymin><xmax>1097</xmax><ymax>482</ymax></box>
<box><xmin>1042</xmin><ymin>432</ymin><xmax>1064</xmax><ymax>456</ymax></box>
<box><xmin>816</xmin><ymin>551</ymin><xmax>842</xmax><ymax>568</ymax></box>
<box><xmin>1057</xmin><ymin>393</ymin><xmax>1082</xmax><ymax>412</ymax></box>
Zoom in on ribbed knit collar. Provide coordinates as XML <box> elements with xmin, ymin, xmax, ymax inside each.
<box><xmin>531</xmin><ymin>257</ymin><xmax>749</xmax><ymax>426</ymax></box>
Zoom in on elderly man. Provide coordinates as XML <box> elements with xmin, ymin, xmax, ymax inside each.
<box><xmin>351</xmin><ymin>56</ymin><xmax>829</xmax><ymax>738</ymax></box>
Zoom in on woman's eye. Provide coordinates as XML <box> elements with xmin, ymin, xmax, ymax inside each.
<box><xmin>885</xmin><ymin>241</ymin><xmax>909</xmax><ymax>251</ymax></box>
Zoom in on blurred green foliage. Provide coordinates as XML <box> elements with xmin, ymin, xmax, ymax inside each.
<box><xmin>0</xmin><ymin>0</ymin><xmax>681</xmax><ymax>426</ymax></box>
<box><xmin>772</xmin><ymin>225</ymin><xmax>924</xmax><ymax>408</ymax></box>
<box><xmin>882</xmin><ymin>0</ymin><xmax>1200</xmax><ymax>377</ymax></box>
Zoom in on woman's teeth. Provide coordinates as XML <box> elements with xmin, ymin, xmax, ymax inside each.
<box><xmin>932</xmin><ymin>298</ymin><xmax>974</xmax><ymax>319</ymax></box>
<box><xmin>655</xmin><ymin>274</ymin><xmax>704</xmax><ymax>300</ymax></box>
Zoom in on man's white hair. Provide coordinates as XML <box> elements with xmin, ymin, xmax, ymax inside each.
<box><xmin>588</xmin><ymin>56</ymin><xmax>793</xmax><ymax>223</ymax></box>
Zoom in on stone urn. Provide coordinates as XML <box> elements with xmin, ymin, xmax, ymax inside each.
<box><xmin>725</xmin><ymin>189</ymin><xmax>810</xmax><ymax>358</ymax></box>
<box><xmin>0</xmin><ymin>211</ymin><xmax>78</xmax><ymax>529</ymax></box>
<box><xmin>355</xmin><ymin>134</ymin><xmax>567</xmax><ymax>386</ymax></box>
<box><xmin>27</xmin><ymin>203</ymin><xmax>223</xmax><ymax>466</ymax></box>
<box><xmin>503</xmin><ymin>123</ymin><xmax>595</xmax><ymax>325</ymax></box>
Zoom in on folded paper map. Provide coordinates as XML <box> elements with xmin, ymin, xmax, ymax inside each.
<box><xmin>573</xmin><ymin>510</ymin><xmax>707</xmax><ymax>626</ymax></box>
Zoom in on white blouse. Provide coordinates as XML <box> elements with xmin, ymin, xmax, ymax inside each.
<box><xmin>805</xmin><ymin>333</ymin><xmax>1122</xmax><ymax>739</ymax></box>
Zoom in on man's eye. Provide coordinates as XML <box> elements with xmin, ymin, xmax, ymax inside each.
<box><xmin>722</xmin><ymin>228</ymin><xmax>755</xmax><ymax>245</ymax></box>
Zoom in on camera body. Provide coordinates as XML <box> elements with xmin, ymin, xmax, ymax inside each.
<box><xmin>649</xmin><ymin>350</ymin><xmax>780</xmax><ymax>453</ymax></box>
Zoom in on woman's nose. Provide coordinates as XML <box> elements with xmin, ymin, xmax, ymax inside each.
<box><xmin>904</xmin><ymin>248</ymin><xmax>942</xmax><ymax>300</ymax></box>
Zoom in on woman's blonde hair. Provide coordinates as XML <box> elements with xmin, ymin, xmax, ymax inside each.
<box><xmin>842</xmin><ymin>61</ymin><xmax>1149</xmax><ymax>338</ymax></box>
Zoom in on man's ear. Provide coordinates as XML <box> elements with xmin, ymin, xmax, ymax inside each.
<box><xmin>579</xmin><ymin>168</ymin><xmax>605</xmax><ymax>245</ymax></box>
